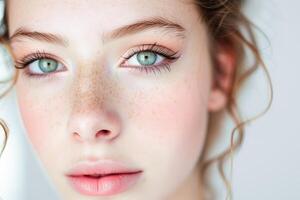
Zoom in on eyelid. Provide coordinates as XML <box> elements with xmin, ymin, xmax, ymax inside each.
<box><xmin>14</xmin><ymin>50</ymin><xmax>67</xmax><ymax>70</ymax></box>
<box><xmin>120</xmin><ymin>43</ymin><xmax>180</xmax><ymax>61</ymax></box>
<box><xmin>118</xmin><ymin>43</ymin><xmax>181</xmax><ymax>75</ymax></box>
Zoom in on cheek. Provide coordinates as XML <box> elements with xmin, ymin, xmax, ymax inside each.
<box><xmin>124</xmin><ymin>67</ymin><xmax>211</xmax><ymax>198</ymax></box>
<box><xmin>131</xmin><ymin>70</ymin><xmax>211</xmax><ymax>169</ymax></box>
<box><xmin>15</xmin><ymin>82</ymin><xmax>65</xmax><ymax>157</ymax></box>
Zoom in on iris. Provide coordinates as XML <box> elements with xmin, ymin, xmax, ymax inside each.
<box><xmin>137</xmin><ymin>51</ymin><xmax>157</xmax><ymax>66</ymax></box>
<box><xmin>38</xmin><ymin>58</ymin><xmax>58</xmax><ymax>73</ymax></box>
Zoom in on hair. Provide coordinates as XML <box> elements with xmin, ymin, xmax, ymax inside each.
<box><xmin>0</xmin><ymin>0</ymin><xmax>272</xmax><ymax>199</ymax></box>
<box><xmin>193</xmin><ymin>0</ymin><xmax>272</xmax><ymax>199</ymax></box>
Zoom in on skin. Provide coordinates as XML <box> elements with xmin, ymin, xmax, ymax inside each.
<box><xmin>7</xmin><ymin>0</ymin><xmax>233</xmax><ymax>199</ymax></box>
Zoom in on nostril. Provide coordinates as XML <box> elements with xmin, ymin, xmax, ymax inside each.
<box><xmin>73</xmin><ymin>132</ymin><xmax>81</xmax><ymax>141</ymax></box>
<box><xmin>72</xmin><ymin>130</ymin><xmax>111</xmax><ymax>141</ymax></box>
<box><xmin>96</xmin><ymin>129</ymin><xmax>110</xmax><ymax>137</ymax></box>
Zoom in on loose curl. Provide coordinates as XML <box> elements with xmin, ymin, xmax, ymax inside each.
<box><xmin>0</xmin><ymin>0</ymin><xmax>272</xmax><ymax>199</ymax></box>
<box><xmin>0</xmin><ymin>38</ymin><xmax>16</xmax><ymax>157</ymax></box>
<box><xmin>193</xmin><ymin>0</ymin><xmax>272</xmax><ymax>199</ymax></box>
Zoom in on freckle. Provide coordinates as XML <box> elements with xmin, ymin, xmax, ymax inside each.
<box><xmin>71</xmin><ymin>64</ymin><xmax>124</xmax><ymax>114</ymax></box>
<box><xmin>126</xmin><ymin>90</ymin><xmax>144</xmax><ymax>119</ymax></box>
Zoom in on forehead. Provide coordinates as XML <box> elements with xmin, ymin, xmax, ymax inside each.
<box><xmin>7</xmin><ymin>0</ymin><xmax>200</xmax><ymax>36</ymax></box>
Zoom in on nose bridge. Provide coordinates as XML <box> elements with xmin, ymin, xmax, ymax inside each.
<box><xmin>67</xmin><ymin>64</ymin><xmax>121</xmax><ymax>143</ymax></box>
<box><xmin>72</xmin><ymin>67</ymin><xmax>105</xmax><ymax>112</ymax></box>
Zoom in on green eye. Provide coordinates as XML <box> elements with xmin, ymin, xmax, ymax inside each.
<box><xmin>137</xmin><ymin>51</ymin><xmax>157</xmax><ymax>66</ymax></box>
<box><xmin>38</xmin><ymin>58</ymin><xmax>58</xmax><ymax>73</ymax></box>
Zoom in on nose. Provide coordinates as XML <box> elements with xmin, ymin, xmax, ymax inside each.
<box><xmin>68</xmin><ymin>108</ymin><xmax>121</xmax><ymax>143</ymax></box>
<box><xmin>67</xmin><ymin>75</ymin><xmax>122</xmax><ymax>143</ymax></box>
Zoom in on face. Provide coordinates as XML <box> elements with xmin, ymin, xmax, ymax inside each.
<box><xmin>8</xmin><ymin>0</ymin><xmax>229</xmax><ymax>199</ymax></box>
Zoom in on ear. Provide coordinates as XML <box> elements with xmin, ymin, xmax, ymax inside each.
<box><xmin>208</xmin><ymin>43</ymin><xmax>236</xmax><ymax>112</ymax></box>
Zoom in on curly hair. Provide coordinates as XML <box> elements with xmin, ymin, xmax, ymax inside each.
<box><xmin>193</xmin><ymin>0</ymin><xmax>272</xmax><ymax>199</ymax></box>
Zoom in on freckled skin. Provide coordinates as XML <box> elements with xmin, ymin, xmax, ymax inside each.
<box><xmin>9</xmin><ymin>0</ymin><xmax>230</xmax><ymax>199</ymax></box>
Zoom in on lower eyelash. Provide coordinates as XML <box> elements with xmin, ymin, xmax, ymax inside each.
<box><xmin>133</xmin><ymin>63</ymin><xmax>172</xmax><ymax>75</ymax></box>
<box><xmin>23</xmin><ymin>68</ymin><xmax>62</xmax><ymax>80</ymax></box>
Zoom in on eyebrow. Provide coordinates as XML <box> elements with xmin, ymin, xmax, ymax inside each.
<box><xmin>105</xmin><ymin>17</ymin><xmax>186</xmax><ymax>41</ymax></box>
<box><xmin>9</xmin><ymin>17</ymin><xmax>186</xmax><ymax>46</ymax></box>
<box><xmin>9</xmin><ymin>28</ymin><xmax>68</xmax><ymax>46</ymax></box>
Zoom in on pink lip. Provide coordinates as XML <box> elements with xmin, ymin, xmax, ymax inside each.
<box><xmin>66</xmin><ymin>160</ymin><xmax>143</xmax><ymax>196</ymax></box>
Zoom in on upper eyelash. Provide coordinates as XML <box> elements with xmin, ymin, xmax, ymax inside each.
<box><xmin>121</xmin><ymin>42</ymin><xmax>180</xmax><ymax>60</ymax></box>
<box><xmin>14</xmin><ymin>50</ymin><xmax>58</xmax><ymax>69</ymax></box>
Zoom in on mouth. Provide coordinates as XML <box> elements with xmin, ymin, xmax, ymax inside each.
<box><xmin>66</xmin><ymin>160</ymin><xmax>143</xmax><ymax>196</ymax></box>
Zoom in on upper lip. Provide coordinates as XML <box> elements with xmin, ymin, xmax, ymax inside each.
<box><xmin>66</xmin><ymin>159</ymin><xmax>143</xmax><ymax>177</ymax></box>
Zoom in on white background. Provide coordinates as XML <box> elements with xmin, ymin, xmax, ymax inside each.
<box><xmin>0</xmin><ymin>0</ymin><xmax>299</xmax><ymax>199</ymax></box>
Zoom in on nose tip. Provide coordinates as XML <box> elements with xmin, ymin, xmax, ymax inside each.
<box><xmin>68</xmin><ymin>110</ymin><xmax>121</xmax><ymax>143</ymax></box>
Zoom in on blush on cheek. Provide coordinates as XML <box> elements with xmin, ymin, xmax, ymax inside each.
<box><xmin>18</xmin><ymin>98</ymin><xmax>49</xmax><ymax>149</ymax></box>
<box><xmin>125</xmin><ymin>74</ymin><xmax>211</xmax><ymax>197</ymax></box>
<box><xmin>132</xmin><ymin>73</ymin><xmax>211</xmax><ymax>166</ymax></box>
<box><xmin>16</xmin><ymin>88</ymin><xmax>65</xmax><ymax>159</ymax></box>
<box><xmin>158</xmin><ymin>90</ymin><xmax>208</xmax><ymax>161</ymax></box>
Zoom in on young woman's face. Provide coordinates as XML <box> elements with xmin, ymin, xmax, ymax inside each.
<box><xmin>8</xmin><ymin>0</ymin><xmax>227</xmax><ymax>199</ymax></box>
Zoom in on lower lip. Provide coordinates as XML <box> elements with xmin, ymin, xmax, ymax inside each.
<box><xmin>67</xmin><ymin>172</ymin><xmax>142</xmax><ymax>196</ymax></box>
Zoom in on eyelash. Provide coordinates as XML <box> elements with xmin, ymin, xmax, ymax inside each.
<box><xmin>15</xmin><ymin>51</ymin><xmax>63</xmax><ymax>79</ymax></box>
<box><xmin>14</xmin><ymin>43</ymin><xmax>180</xmax><ymax>78</ymax></box>
<box><xmin>120</xmin><ymin>43</ymin><xmax>180</xmax><ymax>74</ymax></box>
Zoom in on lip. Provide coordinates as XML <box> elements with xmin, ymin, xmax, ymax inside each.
<box><xmin>66</xmin><ymin>160</ymin><xmax>143</xmax><ymax>196</ymax></box>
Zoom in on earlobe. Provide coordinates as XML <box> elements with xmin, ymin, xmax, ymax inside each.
<box><xmin>208</xmin><ymin>43</ymin><xmax>236</xmax><ymax>112</ymax></box>
<box><xmin>208</xmin><ymin>89</ymin><xmax>227</xmax><ymax>112</ymax></box>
